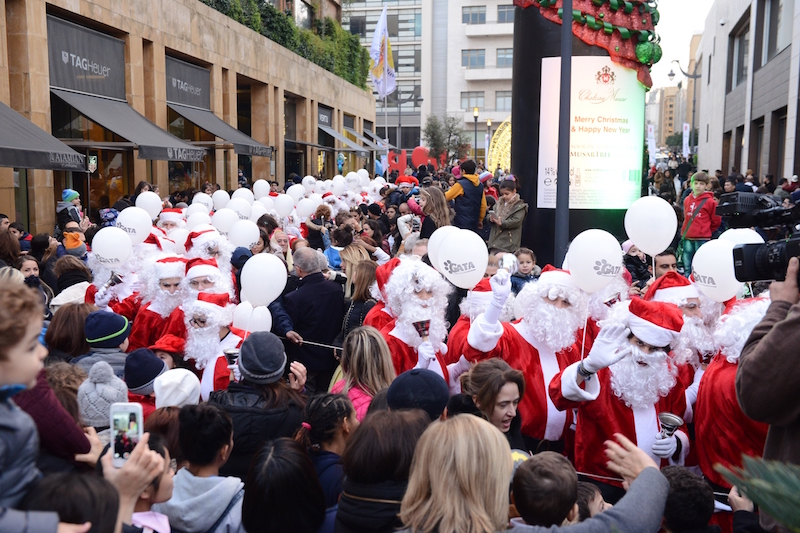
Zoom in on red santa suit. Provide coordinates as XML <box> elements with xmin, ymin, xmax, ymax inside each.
<box><xmin>550</xmin><ymin>299</ymin><xmax>690</xmax><ymax>489</ymax></box>
<box><xmin>364</xmin><ymin>258</ymin><xmax>401</xmax><ymax>332</ymax></box>
<box><xmin>381</xmin><ymin>324</ymin><xmax>450</xmax><ymax>383</ymax></box>
<box><xmin>128</xmin><ymin>256</ymin><xmax>187</xmax><ymax>352</ymax></box>
<box><xmin>85</xmin><ymin>281</ymin><xmax>142</xmax><ymax>322</ymax></box>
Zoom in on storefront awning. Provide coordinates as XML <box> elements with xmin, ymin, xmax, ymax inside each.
<box><xmin>343</xmin><ymin>127</ymin><xmax>384</xmax><ymax>151</ymax></box>
<box><xmin>167</xmin><ymin>103</ymin><xmax>273</xmax><ymax>157</ymax></box>
<box><xmin>0</xmin><ymin>101</ymin><xmax>85</xmax><ymax>171</ymax></box>
<box><xmin>363</xmin><ymin>128</ymin><xmax>397</xmax><ymax>150</ymax></box>
<box><xmin>318</xmin><ymin>125</ymin><xmax>368</xmax><ymax>158</ymax></box>
<box><xmin>51</xmin><ymin>89</ymin><xmax>206</xmax><ymax>162</ymax></box>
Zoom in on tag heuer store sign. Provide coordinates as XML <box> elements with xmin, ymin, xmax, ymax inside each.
<box><xmin>165</xmin><ymin>57</ymin><xmax>211</xmax><ymax>109</ymax></box>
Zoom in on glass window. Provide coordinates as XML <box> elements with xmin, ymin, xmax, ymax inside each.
<box><xmin>496</xmin><ymin>91</ymin><xmax>512</xmax><ymax>111</ymax></box>
<box><xmin>348</xmin><ymin>16</ymin><xmax>367</xmax><ymax>37</ymax></box>
<box><xmin>296</xmin><ymin>1</ymin><xmax>313</xmax><ymax>30</ymax></box>
<box><xmin>763</xmin><ymin>0</ymin><xmax>794</xmax><ymax>64</ymax></box>
<box><xmin>733</xmin><ymin>26</ymin><xmax>749</xmax><ymax>86</ymax></box>
<box><xmin>497</xmin><ymin>48</ymin><xmax>513</xmax><ymax>68</ymax></box>
<box><xmin>461</xmin><ymin>49</ymin><xmax>485</xmax><ymax>69</ymax></box>
<box><xmin>414</xmin><ymin>49</ymin><xmax>421</xmax><ymax>71</ymax></box>
<box><xmin>462</xmin><ymin>6</ymin><xmax>486</xmax><ymax>24</ymax></box>
<box><xmin>387</xmin><ymin>14</ymin><xmax>399</xmax><ymax>37</ymax></box>
<box><xmin>461</xmin><ymin>91</ymin><xmax>485</xmax><ymax>110</ymax></box>
<box><xmin>498</xmin><ymin>5</ymin><xmax>514</xmax><ymax>23</ymax></box>
<box><xmin>415</xmin><ymin>12</ymin><xmax>422</xmax><ymax>36</ymax></box>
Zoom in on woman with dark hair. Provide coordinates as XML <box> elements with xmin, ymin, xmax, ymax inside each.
<box><xmin>242</xmin><ymin>438</ymin><xmax>327</xmax><ymax>533</ymax></box>
<box><xmin>250</xmin><ymin>227</ymin><xmax>269</xmax><ymax>254</ymax></box>
<box><xmin>132</xmin><ymin>181</ymin><xmax>151</xmax><ymax>205</ymax></box>
<box><xmin>44</xmin><ymin>302</ymin><xmax>96</xmax><ymax>363</ymax></box>
<box><xmin>16</xmin><ymin>256</ymin><xmax>54</xmax><ymax>319</ymax></box>
<box><xmin>335</xmin><ymin>410</ymin><xmax>430</xmax><ymax>533</ymax></box>
<box><xmin>362</xmin><ymin>219</ymin><xmax>389</xmax><ymax>255</ymax></box>
<box><xmin>0</xmin><ymin>230</ymin><xmax>21</xmax><ymax>266</ymax></box>
<box><xmin>50</xmin><ymin>255</ymin><xmax>93</xmax><ymax>306</ymax></box>
<box><xmin>257</xmin><ymin>213</ymin><xmax>280</xmax><ymax>239</ymax></box>
<box><xmin>29</xmin><ymin>233</ymin><xmax>60</xmax><ymax>290</ymax></box>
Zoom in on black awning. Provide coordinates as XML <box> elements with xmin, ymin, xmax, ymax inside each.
<box><xmin>344</xmin><ymin>127</ymin><xmax>383</xmax><ymax>151</ymax></box>
<box><xmin>0</xmin><ymin>101</ymin><xmax>85</xmax><ymax>171</ymax></box>
<box><xmin>51</xmin><ymin>89</ymin><xmax>206</xmax><ymax>162</ymax></box>
<box><xmin>167</xmin><ymin>103</ymin><xmax>272</xmax><ymax>157</ymax></box>
<box><xmin>363</xmin><ymin>128</ymin><xmax>397</xmax><ymax>150</ymax></box>
<box><xmin>318</xmin><ymin>125</ymin><xmax>368</xmax><ymax>158</ymax></box>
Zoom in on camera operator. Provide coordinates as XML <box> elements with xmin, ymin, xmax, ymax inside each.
<box><xmin>736</xmin><ymin>256</ymin><xmax>800</xmax><ymax>533</ymax></box>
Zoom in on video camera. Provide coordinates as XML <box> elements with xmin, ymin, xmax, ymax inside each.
<box><xmin>717</xmin><ymin>192</ymin><xmax>800</xmax><ymax>283</ymax></box>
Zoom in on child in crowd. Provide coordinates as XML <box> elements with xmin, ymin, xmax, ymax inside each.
<box><xmin>324</xmin><ymin>225</ymin><xmax>354</xmax><ymax>271</ymax></box>
<box><xmin>9</xmin><ymin>222</ymin><xmax>33</xmax><ymax>252</ymax></box>
<box><xmin>680</xmin><ymin>171</ymin><xmax>721</xmax><ymax>274</ymax></box>
<box><xmin>576</xmin><ymin>482</ymin><xmax>610</xmax><ymax>522</ymax></box>
<box><xmin>73</xmin><ymin>310</ymin><xmax>131</xmax><ymax>377</ymax></box>
<box><xmin>484</xmin><ymin>254</ymin><xmax>499</xmax><ymax>279</ymax></box>
<box><xmin>661</xmin><ymin>466</ymin><xmax>716</xmax><ymax>533</ymax></box>
<box><xmin>488</xmin><ymin>180</ymin><xmax>528</xmax><ymax>253</ymax></box>
<box><xmin>130</xmin><ymin>434</ymin><xmax>175</xmax><ymax>533</ymax></box>
<box><xmin>124</xmin><ymin>348</ymin><xmax>168</xmax><ymax>421</ymax></box>
<box><xmin>149</xmin><ymin>334</ymin><xmax>186</xmax><ymax>370</ymax></box>
<box><xmin>77</xmin><ymin>361</ymin><xmax>128</xmax><ymax>445</ymax></box>
<box><xmin>622</xmin><ymin>240</ymin><xmax>650</xmax><ymax>290</ymax></box>
<box><xmin>511</xmin><ymin>452</ymin><xmax>580</xmax><ymax>527</ymax></box>
<box><xmin>306</xmin><ymin>205</ymin><xmax>333</xmax><ymax>252</ymax></box>
<box><xmin>511</xmin><ymin>248</ymin><xmax>539</xmax><ymax>295</ymax></box>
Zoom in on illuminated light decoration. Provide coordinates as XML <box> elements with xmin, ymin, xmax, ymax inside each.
<box><xmin>487</xmin><ymin>117</ymin><xmax>512</xmax><ymax>174</ymax></box>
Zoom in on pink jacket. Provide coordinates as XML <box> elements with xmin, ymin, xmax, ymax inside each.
<box><xmin>331</xmin><ymin>380</ymin><xmax>373</xmax><ymax>421</ymax></box>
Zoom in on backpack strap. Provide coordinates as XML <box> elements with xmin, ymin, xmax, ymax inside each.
<box><xmin>205</xmin><ymin>487</ymin><xmax>244</xmax><ymax>533</ymax></box>
<box><xmin>681</xmin><ymin>197</ymin><xmax>708</xmax><ymax>239</ymax></box>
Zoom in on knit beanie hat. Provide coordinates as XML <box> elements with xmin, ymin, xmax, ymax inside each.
<box><xmin>154</xmin><ymin>369</ymin><xmax>201</xmax><ymax>408</ymax></box>
<box><xmin>368</xmin><ymin>203</ymin><xmax>382</xmax><ymax>216</ymax></box>
<box><xmin>85</xmin><ymin>311</ymin><xmax>131</xmax><ymax>349</ymax></box>
<box><xmin>124</xmin><ymin>348</ymin><xmax>168</xmax><ymax>396</ymax></box>
<box><xmin>237</xmin><ymin>331</ymin><xmax>287</xmax><ymax>385</ymax></box>
<box><xmin>387</xmin><ymin>368</ymin><xmax>449</xmax><ymax>421</ymax></box>
<box><xmin>231</xmin><ymin>247</ymin><xmax>252</xmax><ymax>270</ymax></box>
<box><xmin>63</xmin><ymin>233</ymin><xmax>87</xmax><ymax>257</ymax></box>
<box><xmin>62</xmin><ymin>189</ymin><xmax>80</xmax><ymax>202</ymax></box>
<box><xmin>77</xmin><ymin>361</ymin><xmax>128</xmax><ymax>427</ymax></box>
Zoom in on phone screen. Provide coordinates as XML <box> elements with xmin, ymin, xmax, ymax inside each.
<box><xmin>112</xmin><ymin>411</ymin><xmax>141</xmax><ymax>462</ymax></box>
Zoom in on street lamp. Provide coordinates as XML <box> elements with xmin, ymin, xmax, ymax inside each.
<box><xmin>668</xmin><ymin>60</ymin><xmax>701</xmax><ymax>158</ymax></box>
<box><xmin>473</xmin><ymin>107</ymin><xmax>479</xmax><ymax>160</ymax></box>
<box><xmin>486</xmin><ymin>118</ymin><xmax>492</xmax><ymax>168</ymax></box>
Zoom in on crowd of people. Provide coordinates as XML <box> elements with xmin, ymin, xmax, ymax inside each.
<box><xmin>0</xmin><ymin>159</ymin><xmax>796</xmax><ymax>533</ymax></box>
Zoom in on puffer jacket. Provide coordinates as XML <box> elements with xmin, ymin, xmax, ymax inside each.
<box><xmin>0</xmin><ymin>397</ymin><xmax>41</xmax><ymax>507</ymax></box>
<box><xmin>487</xmin><ymin>199</ymin><xmax>528</xmax><ymax>253</ymax></box>
<box><xmin>56</xmin><ymin>201</ymin><xmax>80</xmax><ymax>232</ymax></box>
<box><xmin>208</xmin><ymin>382</ymin><xmax>304</xmax><ymax>479</ymax></box>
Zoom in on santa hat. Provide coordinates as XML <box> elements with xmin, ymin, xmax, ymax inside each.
<box><xmin>185</xmin><ymin>257</ymin><xmax>221</xmax><ymax>280</ymax></box>
<box><xmin>149</xmin><ymin>334</ymin><xmax>185</xmax><ymax>355</ymax></box>
<box><xmin>465</xmin><ymin>277</ymin><xmax>493</xmax><ymax>307</ymax></box>
<box><xmin>396</xmin><ymin>175</ymin><xmax>416</xmax><ymax>188</ymax></box>
<box><xmin>158</xmin><ymin>208</ymin><xmax>184</xmax><ymax>224</ymax></box>
<box><xmin>538</xmin><ymin>265</ymin><xmax>578</xmax><ymax>291</ymax></box>
<box><xmin>322</xmin><ymin>192</ymin><xmax>334</xmax><ymax>199</ymax></box>
<box><xmin>184</xmin><ymin>225</ymin><xmax>220</xmax><ymax>252</ymax></box>
<box><xmin>627</xmin><ymin>298</ymin><xmax>684</xmax><ymax>348</ymax></box>
<box><xmin>643</xmin><ymin>272</ymin><xmax>700</xmax><ymax>305</ymax></box>
<box><xmin>190</xmin><ymin>292</ymin><xmax>233</xmax><ymax>322</ymax></box>
<box><xmin>375</xmin><ymin>257</ymin><xmax>402</xmax><ymax>298</ymax></box>
<box><xmin>154</xmin><ymin>255</ymin><xmax>186</xmax><ymax>280</ymax></box>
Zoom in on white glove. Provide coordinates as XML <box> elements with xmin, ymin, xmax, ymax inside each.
<box><xmin>651</xmin><ymin>433</ymin><xmax>678</xmax><ymax>458</ymax></box>
<box><xmin>415</xmin><ymin>341</ymin><xmax>445</xmax><ymax>381</ymax></box>
<box><xmin>582</xmin><ymin>324</ymin><xmax>631</xmax><ymax>373</ymax></box>
<box><xmin>684</xmin><ymin>367</ymin><xmax>705</xmax><ymax>407</ymax></box>
<box><xmin>94</xmin><ymin>286</ymin><xmax>114</xmax><ymax>309</ymax></box>
<box><xmin>484</xmin><ymin>270</ymin><xmax>512</xmax><ymax>325</ymax></box>
<box><xmin>228</xmin><ymin>364</ymin><xmax>242</xmax><ymax>382</ymax></box>
<box><xmin>446</xmin><ymin>355</ymin><xmax>472</xmax><ymax>394</ymax></box>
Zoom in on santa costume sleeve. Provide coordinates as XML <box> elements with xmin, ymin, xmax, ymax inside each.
<box><xmin>550</xmin><ymin>362</ymin><xmax>602</xmax><ymax>408</ymax></box>
<box><xmin>466</xmin><ymin>311</ymin><xmax>505</xmax><ymax>353</ymax></box>
<box><xmin>163</xmin><ymin>307</ymin><xmax>187</xmax><ymax>341</ymax></box>
<box><xmin>212</xmin><ymin>357</ymin><xmax>232</xmax><ymax>393</ymax></box>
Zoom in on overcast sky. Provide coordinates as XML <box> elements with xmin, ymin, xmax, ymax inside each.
<box><xmin>649</xmin><ymin>0</ymin><xmax>716</xmax><ymax>89</ymax></box>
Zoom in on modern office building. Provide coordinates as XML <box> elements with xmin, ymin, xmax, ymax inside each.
<box><xmin>0</xmin><ymin>0</ymin><xmax>375</xmax><ymax>233</ymax></box>
<box><xmin>695</xmin><ymin>0</ymin><xmax>799</xmax><ymax>179</ymax></box>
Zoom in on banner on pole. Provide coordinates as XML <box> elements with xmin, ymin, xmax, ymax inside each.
<box><xmin>682</xmin><ymin>123</ymin><xmax>690</xmax><ymax>158</ymax></box>
<box><xmin>369</xmin><ymin>6</ymin><xmax>396</xmax><ymax>99</ymax></box>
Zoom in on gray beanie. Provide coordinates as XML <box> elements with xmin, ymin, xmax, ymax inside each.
<box><xmin>78</xmin><ymin>361</ymin><xmax>128</xmax><ymax>428</ymax></box>
<box><xmin>237</xmin><ymin>331</ymin><xmax>287</xmax><ymax>385</ymax></box>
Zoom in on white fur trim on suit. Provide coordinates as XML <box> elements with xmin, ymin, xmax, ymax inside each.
<box><xmin>467</xmin><ymin>312</ymin><xmax>504</xmax><ymax>352</ymax></box>
<box><xmin>560</xmin><ymin>362</ymin><xmax>601</xmax><ymax>402</ymax></box>
<box><xmin>628</xmin><ymin>313</ymin><xmax>680</xmax><ymax>348</ymax></box>
<box><xmin>633</xmin><ymin>404</ymin><xmax>660</xmax><ymax>464</ymax></box>
<box><xmin>185</xmin><ymin>264</ymin><xmax>220</xmax><ymax>280</ymax></box>
<box><xmin>653</xmin><ymin>285</ymin><xmax>700</xmax><ymax>305</ymax></box>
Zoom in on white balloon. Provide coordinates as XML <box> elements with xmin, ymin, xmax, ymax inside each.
<box><xmin>232</xmin><ymin>302</ymin><xmax>272</xmax><ymax>333</ymax></box>
<box><xmin>240</xmin><ymin>253</ymin><xmax>288</xmax><ymax>306</ymax></box>
<box><xmin>91</xmin><ymin>227</ymin><xmax>132</xmax><ymax>267</ymax></box>
<box><xmin>691</xmin><ymin>239</ymin><xmax>743</xmax><ymax>302</ymax></box>
<box><xmin>566</xmin><ymin>229</ymin><xmax>624</xmax><ymax>294</ymax></box>
<box><xmin>168</xmin><ymin>228</ymin><xmax>189</xmax><ymax>254</ymax></box>
<box><xmin>253</xmin><ymin>179</ymin><xmax>270</xmax><ymax>199</ymax></box>
<box><xmin>186</xmin><ymin>212</ymin><xmax>211</xmax><ymax>231</ymax></box>
<box><xmin>437</xmin><ymin>229</ymin><xmax>489</xmax><ymax>289</ymax></box>
<box><xmin>357</xmin><ymin>168</ymin><xmax>370</xmax><ymax>180</ymax></box>
<box><xmin>302</xmin><ymin>175</ymin><xmax>317</xmax><ymax>193</ymax></box>
<box><xmin>345</xmin><ymin>172</ymin><xmax>360</xmax><ymax>191</ymax></box>
<box><xmin>211</xmin><ymin>208</ymin><xmax>240</xmax><ymax>235</ymax></box>
<box><xmin>116</xmin><ymin>207</ymin><xmax>152</xmax><ymax>246</ymax></box>
<box><xmin>185</xmin><ymin>203</ymin><xmax>209</xmax><ymax>217</ymax></box>
<box><xmin>135</xmin><ymin>191</ymin><xmax>163</xmax><ymax>220</ymax></box>
<box><xmin>296</xmin><ymin>198</ymin><xmax>316</xmax><ymax>218</ymax></box>
<box><xmin>274</xmin><ymin>194</ymin><xmax>295</xmax><ymax>217</ymax></box>
<box><xmin>212</xmin><ymin>190</ymin><xmax>230</xmax><ymax>210</ymax></box>
<box><xmin>258</xmin><ymin>197</ymin><xmax>275</xmax><ymax>211</ymax></box>
<box><xmin>232</xmin><ymin>188</ymin><xmax>255</xmax><ymax>205</ymax></box>
<box><xmin>232</xmin><ymin>301</ymin><xmax>255</xmax><ymax>331</ymax></box>
<box><xmin>309</xmin><ymin>194</ymin><xmax>323</xmax><ymax>208</ymax></box>
<box><xmin>228</xmin><ymin>220</ymin><xmax>260</xmax><ymax>249</ymax></box>
<box><xmin>192</xmin><ymin>192</ymin><xmax>213</xmax><ymax>212</ymax></box>
<box><xmin>719</xmin><ymin>228</ymin><xmax>765</xmax><ymax>246</ymax></box>
<box><xmin>249</xmin><ymin>202</ymin><xmax>268</xmax><ymax>223</ymax></box>
<box><xmin>226</xmin><ymin>198</ymin><xmax>252</xmax><ymax>220</ymax></box>
<box><xmin>374</xmin><ymin>176</ymin><xmax>386</xmax><ymax>185</ymax></box>
<box><xmin>317</xmin><ymin>181</ymin><xmax>331</xmax><ymax>194</ymax></box>
<box><xmin>359</xmin><ymin>174</ymin><xmax>370</xmax><ymax>187</ymax></box>
<box><xmin>428</xmin><ymin>226</ymin><xmax>461</xmax><ymax>272</ymax></box>
<box><xmin>624</xmin><ymin>196</ymin><xmax>678</xmax><ymax>256</ymax></box>
<box><xmin>332</xmin><ymin>176</ymin><xmax>346</xmax><ymax>195</ymax></box>
<box><xmin>286</xmin><ymin>184</ymin><xmax>305</xmax><ymax>202</ymax></box>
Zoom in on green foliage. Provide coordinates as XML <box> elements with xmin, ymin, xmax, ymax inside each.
<box><xmin>422</xmin><ymin>115</ymin><xmax>446</xmax><ymax>163</ymax></box>
<box><xmin>203</xmin><ymin>0</ymin><xmax>368</xmax><ymax>89</ymax></box>
<box><xmin>717</xmin><ymin>456</ymin><xmax>800</xmax><ymax>532</ymax></box>
<box><xmin>425</xmin><ymin>114</ymin><xmax>472</xmax><ymax>166</ymax></box>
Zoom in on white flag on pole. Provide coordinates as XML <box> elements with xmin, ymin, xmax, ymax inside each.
<box><xmin>369</xmin><ymin>5</ymin><xmax>396</xmax><ymax>99</ymax></box>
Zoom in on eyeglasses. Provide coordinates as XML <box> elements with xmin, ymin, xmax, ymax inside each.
<box><xmin>190</xmin><ymin>316</ymin><xmax>207</xmax><ymax>328</ymax></box>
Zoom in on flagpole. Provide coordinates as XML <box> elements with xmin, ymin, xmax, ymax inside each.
<box><xmin>384</xmin><ymin>13</ymin><xmax>390</xmax><ymax>156</ymax></box>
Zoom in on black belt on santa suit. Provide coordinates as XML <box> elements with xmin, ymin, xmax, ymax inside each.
<box><xmin>521</xmin><ymin>435</ymin><xmax>565</xmax><ymax>455</ymax></box>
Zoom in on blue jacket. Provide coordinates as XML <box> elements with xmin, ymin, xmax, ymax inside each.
<box><xmin>324</xmin><ymin>247</ymin><xmax>342</xmax><ymax>270</ymax></box>
<box><xmin>511</xmin><ymin>272</ymin><xmax>538</xmax><ymax>295</ymax></box>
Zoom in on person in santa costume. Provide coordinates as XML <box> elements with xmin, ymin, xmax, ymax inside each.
<box><xmin>550</xmin><ymin>298</ymin><xmax>689</xmax><ymax>504</ymax></box>
<box><xmin>464</xmin><ymin>266</ymin><xmax>587</xmax><ymax>450</ymax></box>
<box><xmin>695</xmin><ymin>297</ymin><xmax>770</xmax><ymax>533</ymax></box>
<box><xmin>127</xmin><ymin>255</ymin><xmax>187</xmax><ymax>352</ymax></box>
<box><xmin>184</xmin><ymin>224</ymin><xmax>235</xmax><ymax>276</ymax></box>
<box><xmin>363</xmin><ymin>258</ymin><xmax>400</xmax><ymax>332</ymax></box>
<box><xmin>322</xmin><ymin>192</ymin><xmax>349</xmax><ymax>220</ymax></box>
<box><xmin>156</xmin><ymin>208</ymin><xmax>185</xmax><ymax>236</ymax></box>
<box><xmin>182</xmin><ymin>291</ymin><xmax>244</xmax><ymax>401</ymax></box>
<box><xmin>85</xmin><ymin>251</ymin><xmax>142</xmax><ymax>322</ymax></box>
<box><xmin>162</xmin><ymin>257</ymin><xmax>234</xmax><ymax>342</ymax></box>
<box><xmin>379</xmin><ymin>258</ymin><xmax>469</xmax><ymax>393</ymax></box>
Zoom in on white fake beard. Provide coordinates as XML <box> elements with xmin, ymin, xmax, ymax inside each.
<box><xmin>609</xmin><ymin>346</ymin><xmax>677</xmax><ymax>409</ymax></box>
<box><xmin>520</xmin><ymin>297</ymin><xmax>583</xmax><ymax>353</ymax></box>
<box><xmin>714</xmin><ymin>298</ymin><xmax>771</xmax><ymax>364</ymax></box>
<box><xmin>587</xmin><ymin>275</ymin><xmax>630</xmax><ymax>321</ymax></box>
<box><xmin>672</xmin><ymin>316</ymin><xmax>717</xmax><ymax>367</ymax></box>
<box><xmin>149</xmin><ymin>289</ymin><xmax>183</xmax><ymax>318</ymax></box>
<box><xmin>184</xmin><ymin>326</ymin><xmax>222</xmax><ymax>370</ymax></box>
<box><xmin>182</xmin><ymin>275</ymin><xmax>234</xmax><ymax>302</ymax></box>
<box><xmin>394</xmin><ymin>297</ymin><xmax>448</xmax><ymax>349</ymax></box>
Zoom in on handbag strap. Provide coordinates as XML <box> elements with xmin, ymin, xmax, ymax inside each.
<box><xmin>681</xmin><ymin>198</ymin><xmax>708</xmax><ymax>239</ymax></box>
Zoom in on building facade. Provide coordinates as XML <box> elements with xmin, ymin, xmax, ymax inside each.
<box><xmin>696</xmin><ymin>0</ymin><xmax>799</xmax><ymax>179</ymax></box>
<box><xmin>658</xmin><ymin>86</ymin><xmax>680</xmax><ymax>148</ymax></box>
<box><xmin>1</xmin><ymin>0</ymin><xmax>375</xmax><ymax>234</ymax></box>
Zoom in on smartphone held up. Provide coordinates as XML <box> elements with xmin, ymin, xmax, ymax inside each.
<box><xmin>110</xmin><ymin>402</ymin><xmax>143</xmax><ymax>468</ymax></box>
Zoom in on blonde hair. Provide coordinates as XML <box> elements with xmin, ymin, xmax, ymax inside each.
<box><xmin>341</xmin><ymin>326</ymin><xmax>396</xmax><ymax>397</ymax></box>
<box><xmin>339</xmin><ymin>244</ymin><xmax>372</xmax><ymax>298</ymax></box>
<box><xmin>419</xmin><ymin>187</ymin><xmax>450</xmax><ymax>228</ymax></box>
<box><xmin>0</xmin><ymin>266</ymin><xmax>25</xmax><ymax>285</ymax></box>
<box><xmin>400</xmin><ymin>415</ymin><xmax>513</xmax><ymax>533</ymax></box>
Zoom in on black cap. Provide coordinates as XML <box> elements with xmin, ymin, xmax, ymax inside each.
<box><xmin>387</xmin><ymin>369</ymin><xmax>449</xmax><ymax>421</ymax></box>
